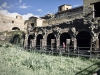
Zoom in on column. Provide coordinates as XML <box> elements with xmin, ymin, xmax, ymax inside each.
<box><xmin>66</xmin><ymin>39</ymin><xmax>71</xmax><ymax>52</ymax></box>
<box><xmin>91</xmin><ymin>38</ymin><xmax>99</xmax><ymax>51</ymax></box>
<box><xmin>51</xmin><ymin>39</ymin><xmax>54</xmax><ymax>50</ymax></box>
<box><xmin>40</xmin><ymin>39</ymin><xmax>42</xmax><ymax>49</ymax></box>
<box><xmin>42</xmin><ymin>38</ymin><xmax>47</xmax><ymax>50</ymax></box>
<box><xmin>96</xmin><ymin>39</ymin><xmax>99</xmax><ymax>50</ymax></box>
<box><xmin>30</xmin><ymin>39</ymin><xmax>34</xmax><ymax>48</ymax></box>
<box><xmin>24</xmin><ymin>34</ymin><xmax>28</xmax><ymax>48</ymax></box>
<box><xmin>56</xmin><ymin>39</ymin><xmax>60</xmax><ymax>51</ymax></box>
<box><xmin>33</xmin><ymin>39</ymin><xmax>36</xmax><ymax>48</ymax></box>
<box><xmin>24</xmin><ymin>39</ymin><xmax>28</xmax><ymax>48</ymax></box>
<box><xmin>91</xmin><ymin>39</ymin><xmax>96</xmax><ymax>51</ymax></box>
<box><xmin>73</xmin><ymin>38</ymin><xmax>77</xmax><ymax>52</ymax></box>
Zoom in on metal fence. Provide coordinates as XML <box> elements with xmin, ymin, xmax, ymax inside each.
<box><xmin>16</xmin><ymin>45</ymin><xmax>100</xmax><ymax>75</ymax></box>
<box><xmin>22</xmin><ymin>45</ymin><xmax>100</xmax><ymax>58</ymax></box>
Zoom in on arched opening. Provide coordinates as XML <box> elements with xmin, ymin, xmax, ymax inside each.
<box><xmin>12</xmin><ymin>27</ymin><xmax>20</xmax><ymax>30</ymax></box>
<box><xmin>47</xmin><ymin>33</ymin><xmax>56</xmax><ymax>50</ymax></box>
<box><xmin>28</xmin><ymin>35</ymin><xmax>34</xmax><ymax>48</ymax></box>
<box><xmin>10</xmin><ymin>34</ymin><xmax>20</xmax><ymax>44</ymax></box>
<box><xmin>36</xmin><ymin>34</ymin><xmax>43</xmax><ymax>50</ymax></box>
<box><xmin>76</xmin><ymin>31</ymin><xmax>91</xmax><ymax>50</ymax></box>
<box><xmin>60</xmin><ymin>33</ymin><xmax>71</xmax><ymax>50</ymax></box>
<box><xmin>98</xmin><ymin>34</ymin><xmax>100</xmax><ymax>48</ymax></box>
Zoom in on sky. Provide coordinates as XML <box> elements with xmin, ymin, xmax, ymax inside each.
<box><xmin>0</xmin><ymin>0</ymin><xmax>83</xmax><ymax>20</ymax></box>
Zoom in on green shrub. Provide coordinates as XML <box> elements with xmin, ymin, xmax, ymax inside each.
<box><xmin>3</xmin><ymin>43</ymin><xmax>12</xmax><ymax>48</ymax></box>
<box><xmin>0</xmin><ymin>46</ymin><xmax>99</xmax><ymax>75</ymax></box>
<box><xmin>0</xmin><ymin>44</ymin><xmax>2</xmax><ymax>47</ymax></box>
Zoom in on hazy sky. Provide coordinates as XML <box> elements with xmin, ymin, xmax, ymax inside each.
<box><xmin>0</xmin><ymin>0</ymin><xmax>83</xmax><ymax>20</ymax></box>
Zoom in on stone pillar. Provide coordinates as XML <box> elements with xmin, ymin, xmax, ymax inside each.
<box><xmin>40</xmin><ymin>39</ymin><xmax>42</xmax><ymax>49</ymax></box>
<box><xmin>56</xmin><ymin>39</ymin><xmax>60</xmax><ymax>51</ymax></box>
<box><xmin>24</xmin><ymin>34</ymin><xmax>28</xmax><ymax>48</ymax></box>
<box><xmin>91</xmin><ymin>39</ymin><xmax>96</xmax><ymax>51</ymax></box>
<box><xmin>51</xmin><ymin>39</ymin><xmax>57</xmax><ymax>50</ymax></box>
<box><xmin>91</xmin><ymin>38</ymin><xmax>99</xmax><ymax>51</ymax></box>
<box><xmin>73</xmin><ymin>38</ymin><xmax>77</xmax><ymax>52</ymax></box>
<box><xmin>96</xmin><ymin>39</ymin><xmax>99</xmax><ymax>50</ymax></box>
<box><xmin>24</xmin><ymin>39</ymin><xmax>28</xmax><ymax>48</ymax></box>
<box><xmin>42</xmin><ymin>38</ymin><xmax>47</xmax><ymax>50</ymax></box>
<box><xmin>30</xmin><ymin>39</ymin><xmax>32</xmax><ymax>49</ymax></box>
<box><xmin>33</xmin><ymin>39</ymin><xmax>36</xmax><ymax>48</ymax></box>
<box><xmin>30</xmin><ymin>39</ymin><xmax>34</xmax><ymax>48</ymax></box>
<box><xmin>66</xmin><ymin>39</ymin><xmax>71</xmax><ymax>47</ymax></box>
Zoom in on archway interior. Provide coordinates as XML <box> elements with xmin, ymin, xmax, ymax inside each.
<box><xmin>28</xmin><ymin>35</ymin><xmax>34</xmax><ymax>47</ymax></box>
<box><xmin>76</xmin><ymin>31</ymin><xmax>91</xmax><ymax>50</ymax></box>
<box><xmin>60</xmin><ymin>33</ymin><xmax>71</xmax><ymax>46</ymax></box>
<box><xmin>12</xmin><ymin>27</ymin><xmax>20</xmax><ymax>30</ymax></box>
<box><xmin>47</xmin><ymin>33</ymin><xmax>56</xmax><ymax>50</ymax></box>
<box><xmin>11</xmin><ymin>34</ymin><xmax>20</xmax><ymax>44</ymax></box>
<box><xmin>98</xmin><ymin>34</ymin><xmax>100</xmax><ymax>48</ymax></box>
<box><xmin>36</xmin><ymin>34</ymin><xmax>43</xmax><ymax>50</ymax></box>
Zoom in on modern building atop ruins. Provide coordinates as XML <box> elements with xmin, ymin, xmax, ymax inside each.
<box><xmin>24</xmin><ymin>0</ymin><xmax>100</xmax><ymax>51</ymax></box>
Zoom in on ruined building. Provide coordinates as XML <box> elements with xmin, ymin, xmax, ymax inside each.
<box><xmin>24</xmin><ymin>0</ymin><xmax>100</xmax><ymax>51</ymax></box>
<box><xmin>0</xmin><ymin>14</ymin><xmax>25</xmax><ymax>32</ymax></box>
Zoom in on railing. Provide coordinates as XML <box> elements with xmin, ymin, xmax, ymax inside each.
<box><xmin>17</xmin><ymin>45</ymin><xmax>100</xmax><ymax>75</ymax></box>
<box><xmin>22</xmin><ymin>45</ymin><xmax>100</xmax><ymax>58</ymax></box>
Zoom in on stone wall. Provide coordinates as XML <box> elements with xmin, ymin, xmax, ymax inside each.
<box><xmin>0</xmin><ymin>14</ymin><xmax>26</xmax><ymax>32</ymax></box>
<box><xmin>42</xmin><ymin>6</ymin><xmax>83</xmax><ymax>26</ymax></box>
<box><xmin>83</xmin><ymin>0</ymin><xmax>100</xmax><ymax>24</ymax></box>
<box><xmin>23</xmin><ymin>0</ymin><xmax>100</xmax><ymax>51</ymax></box>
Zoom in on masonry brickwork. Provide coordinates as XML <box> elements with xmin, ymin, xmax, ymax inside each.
<box><xmin>0</xmin><ymin>14</ymin><xmax>26</xmax><ymax>32</ymax></box>
<box><xmin>23</xmin><ymin>0</ymin><xmax>100</xmax><ymax>51</ymax></box>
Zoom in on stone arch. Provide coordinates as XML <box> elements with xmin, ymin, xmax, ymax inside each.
<box><xmin>60</xmin><ymin>32</ymin><xmax>71</xmax><ymax>47</ymax></box>
<box><xmin>76</xmin><ymin>31</ymin><xmax>91</xmax><ymax>50</ymax></box>
<box><xmin>12</xmin><ymin>27</ymin><xmax>20</xmax><ymax>30</ymax></box>
<box><xmin>98</xmin><ymin>34</ymin><xmax>100</xmax><ymax>48</ymax></box>
<box><xmin>47</xmin><ymin>33</ymin><xmax>56</xmax><ymax>50</ymax></box>
<box><xmin>36</xmin><ymin>34</ymin><xmax>43</xmax><ymax>50</ymax></box>
<box><xmin>28</xmin><ymin>35</ymin><xmax>34</xmax><ymax>48</ymax></box>
<box><xmin>10</xmin><ymin>34</ymin><xmax>20</xmax><ymax>44</ymax></box>
<box><xmin>37</xmin><ymin>28</ymin><xmax>45</xmax><ymax>36</ymax></box>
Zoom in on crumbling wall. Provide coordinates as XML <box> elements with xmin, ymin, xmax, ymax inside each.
<box><xmin>0</xmin><ymin>14</ymin><xmax>25</xmax><ymax>32</ymax></box>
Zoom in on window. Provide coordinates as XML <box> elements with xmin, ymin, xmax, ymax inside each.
<box><xmin>66</xmin><ymin>8</ymin><xmax>68</xmax><ymax>10</ymax></box>
<box><xmin>94</xmin><ymin>2</ymin><xmax>100</xmax><ymax>17</ymax></box>
<box><xmin>59</xmin><ymin>7</ymin><xmax>62</xmax><ymax>12</ymax></box>
<box><xmin>31</xmin><ymin>23</ymin><xmax>34</xmax><ymax>27</ymax></box>
<box><xmin>12</xmin><ymin>20</ymin><xmax>14</xmax><ymax>23</ymax></box>
<box><xmin>3</xmin><ymin>21</ymin><xmax>5</xmax><ymax>23</ymax></box>
<box><xmin>12</xmin><ymin>27</ymin><xmax>20</xmax><ymax>30</ymax></box>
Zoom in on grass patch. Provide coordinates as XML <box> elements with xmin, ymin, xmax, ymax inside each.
<box><xmin>0</xmin><ymin>45</ymin><xmax>100</xmax><ymax>75</ymax></box>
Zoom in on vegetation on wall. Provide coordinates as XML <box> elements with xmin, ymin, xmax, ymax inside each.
<box><xmin>0</xmin><ymin>31</ymin><xmax>25</xmax><ymax>45</ymax></box>
<box><xmin>9</xmin><ymin>31</ymin><xmax>25</xmax><ymax>45</ymax></box>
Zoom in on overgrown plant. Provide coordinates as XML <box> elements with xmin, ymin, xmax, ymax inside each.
<box><xmin>0</xmin><ymin>45</ymin><xmax>99</xmax><ymax>75</ymax></box>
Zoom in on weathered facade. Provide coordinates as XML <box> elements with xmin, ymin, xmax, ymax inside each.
<box><xmin>24</xmin><ymin>0</ymin><xmax>100</xmax><ymax>51</ymax></box>
<box><xmin>0</xmin><ymin>14</ymin><xmax>25</xmax><ymax>32</ymax></box>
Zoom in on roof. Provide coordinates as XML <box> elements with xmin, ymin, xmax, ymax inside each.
<box><xmin>58</xmin><ymin>4</ymin><xmax>71</xmax><ymax>7</ymax></box>
<box><xmin>57</xmin><ymin>6</ymin><xmax>83</xmax><ymax>14</ymax></box>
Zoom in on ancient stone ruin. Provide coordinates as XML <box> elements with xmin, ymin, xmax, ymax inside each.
<box><xmin>1</xmin><ymin>0</ymin><xmax>100</xmax><ymax>52</ymax></box>
<box><xmin>24</xmin><ymin>0</ymin><xmax>100</xmax><ymax>52</ymax></box>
